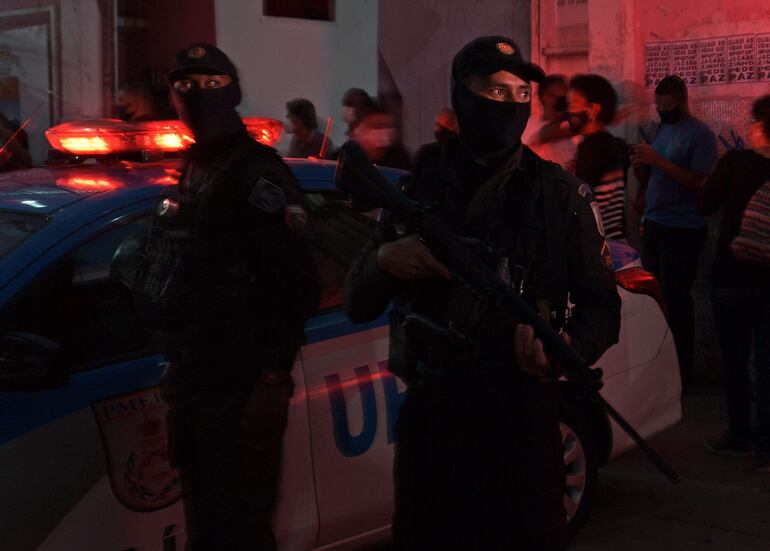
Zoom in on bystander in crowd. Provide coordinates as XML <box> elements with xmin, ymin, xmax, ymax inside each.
<box><xmin>285</xmin><ymin>97</ymin><xmax>332</xmax><ymax>158</ymax></box>
<box><xmin>341</xmin><ymin>87</ymin><xmax>376</xmax><ymax>136</ymax></box>
<box><xmin>632</xmin><ymin>75</ymin><xmax>718</xmax><ymax>391</ymax></box>
<box><xmin>350</xmin><ymin>104</ymin><xmax>412</xmax><ymax>170</ymax></box>
<box><xmin>115</xmin><ymin>82</ymin><xmax>163</xmax><ymax>121</ymax></box>
<box><xmin>566</xmin><ymin>74</ymin><xmax>628</xmax><ymax>240</ymax></box>
<box><xmin>522</xmin><ymin>74</ymin><xmax>576</xmax><ymax>170</ymax></box>
<box><xmin>698</xmin><ymin>94</ymin><xmax>770</xmax><ymax>472</ymax></box>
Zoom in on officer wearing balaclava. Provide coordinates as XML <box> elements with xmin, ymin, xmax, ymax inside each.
<box><xmin>344</xmin><ymin>36</ymin><xmax>620</xmax><ymax>550</ymax></box>
<box><xmin>135</xmin><ymin>43</ymin><xmax>319</xmax><ymax>551</ymax></box>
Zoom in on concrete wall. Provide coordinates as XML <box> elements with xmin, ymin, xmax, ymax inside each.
<box><xmin>0</xmin><ymin>1</ymin><xmax>102</xmax><ymax>163</ymax></box>
<box><xmin>379</xmin><ymin>0</ymin><xmax>532</xmax><ymax>151</ymax></box>
<box><xmin>215</xmin><ymin>0</ymin><xmax>379</xmax><ymax>151</ymax></box>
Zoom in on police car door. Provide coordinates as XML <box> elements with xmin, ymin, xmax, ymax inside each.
<box><xmin>0</xmin><ymin>206</ymin><xmax>185</xmax><ymax>551</ymax></box>
<box><xmin>298</xmin><ymin>190</ymin><xmax>402</xmax><ymax>546</ymax></box>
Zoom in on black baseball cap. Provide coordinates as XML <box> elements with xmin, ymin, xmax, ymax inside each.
<box><xmin>452</xmin><ymin>36</ymin><xmax>545</xmax><ymax>84</ymax></box>
<box><xmin>167</xmin><ymin>43</ymin><xmax>239</xmax><ymax>81</ymax></box>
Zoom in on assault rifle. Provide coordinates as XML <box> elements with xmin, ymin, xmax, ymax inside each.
<box><xmin>335</xmin><ymin>141</ymin><xmax>683</xmax><ymax>484</ymax></box>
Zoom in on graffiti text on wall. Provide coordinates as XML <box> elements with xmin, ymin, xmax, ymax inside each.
<box><xmin>645</xmin><ymin>33</ymin><xmax>770</xmax><ymax>88</ymax></box>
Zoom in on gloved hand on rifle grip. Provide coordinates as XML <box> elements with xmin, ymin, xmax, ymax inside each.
<box><xmin>515</xmin><ymin>324</ymin><xmax>572</xmax><ymax>383</ymax></box>
<box><xmin>377</xmin><ymin>234</ymin><xmax>452</xmax><ymax>281</ymax></box>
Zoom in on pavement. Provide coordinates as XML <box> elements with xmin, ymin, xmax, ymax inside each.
<box><xmin>570</xmin><ymin>386</ymin><xmax>770</xmax><ymax>550</ymax></box>
<box><xmin>371</xmin><ymin>386</ymin><xmax>770</xmax><ymax>550</ymax></box>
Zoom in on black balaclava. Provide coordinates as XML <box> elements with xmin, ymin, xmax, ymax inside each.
<box><xmin>170</xmin><ymin>82</ymin><xmax>244</xmax><ymax>144</ymax></box>
<box><xmin>450</xmin><ymin>36</ymin><xmax>544</xmax><ymax>167</ymax></box>
<box><xmin>452</xmin><ymin>82</ymin><xmax>530</xmax><ymax>165</ymax></box>
<box><xmin>167</xmin><ymin>43</ymin><xmax>246</xmax><ymax>145</ymax></box>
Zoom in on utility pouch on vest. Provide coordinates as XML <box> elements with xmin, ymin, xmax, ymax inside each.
<box><xmin>133</xmin><ymin>201</ymin><xmax>194</xmax><ymax>331</ymax></box>
<box><xmin>387</xmin><ymin>309</ymin><xmax>422</xmax><ymax>383</ymax></box>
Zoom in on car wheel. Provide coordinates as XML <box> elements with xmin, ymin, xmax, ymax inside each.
<box><xmin>560</xmin><ymin>401</ymin><xmax>598</xmax><ymax>540</ymax></box>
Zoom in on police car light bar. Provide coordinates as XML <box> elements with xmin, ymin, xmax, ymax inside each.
<box><xmin>243</xmin><ymin>117</ymin><xmax>283</xmax><ymax>147</ymax></box>
<box><xmin>46</xmin><ymin>117</ymin><xmax>283</xmax><ymax>155</ymax></box>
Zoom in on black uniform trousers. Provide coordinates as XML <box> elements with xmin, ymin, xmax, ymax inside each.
<box><xmin>164</xmin><ymin>363</ymin><xmax>293</xmax><ymax>551</ymax></box>
<box><xmin>392</xmin><ymin>360</ymin><xmax>567</xmax><ymax>551</ymax></box>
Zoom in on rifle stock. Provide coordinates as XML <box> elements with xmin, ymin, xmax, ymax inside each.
<box><xmin>335</xmin><ymin>141</ymin><xmax>682</xmax><ymax>484</ymax></box>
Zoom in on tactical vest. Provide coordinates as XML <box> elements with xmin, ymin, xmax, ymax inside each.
<box><xmin>388</xmin><ymin>145</ymin><xmax>571</xmax><ymax>380</ymax></box>
<box><xmin>133</xmin><ymin>141</ymin><xmax>256</xmax><ymax>331</ymax></box>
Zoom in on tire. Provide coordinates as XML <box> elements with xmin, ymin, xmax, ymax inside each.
<box><xmin>560</xmin><ymin>401</ymin><xmax>599</xmax><ymax>541</ymax></box>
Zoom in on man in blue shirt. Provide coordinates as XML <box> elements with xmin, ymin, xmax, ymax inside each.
<box><xmin>632</xmin><ymin>75</ymin><xmax>718</xmax><ymax>391</ymax></box>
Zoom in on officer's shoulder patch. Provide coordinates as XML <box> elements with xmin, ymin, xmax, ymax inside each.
<box><xmin>248</xmin><ymin>177</ymin><xmax>286</xmax><ymax>213</ymax></box>
<box><xmin>578</xmin><ymin>183</ymin><xmax>593</xmax><ymax>199</ymax></box>
<box><xmin>600</xmin><ymin>240</ymin><xmax>614</xmax><ymax>271</ymax></box>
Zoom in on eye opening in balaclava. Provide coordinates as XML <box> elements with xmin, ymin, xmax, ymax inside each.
<box><xmin>168</xmin><ymin>72</ymin><xmax>244</xmax><ymax>144</ymax></box>
<box><xmin>451</xmin><ymin>71</ymin><xmax>532</xmax><ymax>166</ymax></box>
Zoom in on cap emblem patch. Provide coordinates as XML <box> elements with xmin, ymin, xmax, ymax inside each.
<box><xmin>496</xmin><ymin>42</ymin><xmax>515</xmax><ymax>55</ymax></box>
<box><xmin>187</xmin><ymin>46</ymin><xmax>206</xmax><ymax>59</ymax></box>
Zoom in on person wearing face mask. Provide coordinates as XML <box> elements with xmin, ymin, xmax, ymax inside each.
<box><xmin>414</xmin><ymin>108</ymin><xmax>459</xmax><ymax>167</ymax></box>
<box><xmin>697</xmin><ymin>95</ymin><xmax>770</xmax><ymax>471</ymax></box>
<box><xmin>344</xmin><ymin>35</ymin><xmax>620</xmax><ymax>550</ymax></box>
<box><xmin>567</xmin><ymin>74</ymin><xmax>628</xmax><ymax>240</ymax></box>
<box><xmin>285</xmin><ymin>97</ymin><xmax>332</xmax><ymax>158</ymax></box>
<box><xmin>521</xmin><ymin>74</ymin><xmax>577</xmax><ymax>169</ymax></box>
<box><xmin>631</xmin><ymin>74</ymin><xmax>718</xmax><ymax>391</ymax></box>
<box><xmin>351</xmin><ymin>105</ymin><xmax>412</xmax><ymax>170</ymax></box>
<box><xmin>135</xmin><ymin>43</ymin><xmax>320</xmax><ymax>551</ymax></box>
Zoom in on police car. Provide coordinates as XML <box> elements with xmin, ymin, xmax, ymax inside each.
<box><xmin>0</xmin><ymin>119</ymin><xmax>681</xmax><ymax>551</ymax></box>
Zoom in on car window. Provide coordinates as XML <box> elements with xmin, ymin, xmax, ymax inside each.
<box><xmin>0</xmin><ymin>211</ymin><xmax>49</xmax><ymax>259</ymax></box>
<box><xmin>303</xmin><ymin>192</ymin><xmax>376</xmax><ymax>311</ymax></box>
<box><xmin>0</xmin><ymin>214</ymin><xmax>154</xmax><ymax>369</ymax></box>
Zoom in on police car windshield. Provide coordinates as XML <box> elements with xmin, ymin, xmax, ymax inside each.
<box><xmin>0</xmin><ymin>212</ymin><xmax>48</xmax><ymax>259</ymax></box>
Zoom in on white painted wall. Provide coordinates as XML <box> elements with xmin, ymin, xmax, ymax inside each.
<box><xmin>59</xmin><ymin>0</ymin><xmax>102</xmax><ymax>121</ymax></box>
<box><xmin>215</xmin><ymin>0</ymin><xmax>379</xmax><ymax>152</ymax></box>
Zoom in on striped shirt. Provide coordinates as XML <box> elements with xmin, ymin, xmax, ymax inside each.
<box><xmin>574</xmin><ymin>131</ymin><xmax>628</xmax><ymax>239</ymax></box>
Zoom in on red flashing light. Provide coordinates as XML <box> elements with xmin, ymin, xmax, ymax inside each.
<box><xmin>615</xmin><ymin>267</ymin><xmax>668</xmax><ymax>318</ymax></box>
<box><xmin>243</xmin><ymin>117</ymin><xmax>283</xmax><ymax>146</ymax></box>
<box><xmin>56</xmin><ymin>176</ymin><xmax>122</xmax><ymax>192</ymax></box>
<box><xmin>46</xmin><ymin>117</ymin><xmax>282</xmax><ymax>156</ymax></box>
<box><xmin>59</xmin><ymin>136</ymin><xmax>110</xmax><ymax>153</ymax></box>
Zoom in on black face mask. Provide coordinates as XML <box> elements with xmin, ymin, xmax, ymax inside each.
<box><xmin>554</xmin><ymin>95</ymin><xmax>568</xmax><ymax>113</ymax></box>
<box><xmin>657</xmin><ymin>108</ymin><xmax>681</xmax><ymax>125</ymax></box>
<box><xmin>434</xmin><ymin>127</ymin><xmax>455</xmax><ymax>145</ymax></box>
<box><xmin>170</xmin><ymin>82</ymin><xmax>244</xmax><ymax>143</ymax></box>
<box><xmin>566</xmin><ymin>110</ymin><xmax>590</xmax><ymax>133</ymax></box>
<box><xmin>452</xmin><ymin>82</ymin><xmax>530</xmax><ymax>165</ymax></box>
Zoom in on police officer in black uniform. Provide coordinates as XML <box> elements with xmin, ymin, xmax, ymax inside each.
<box><xmin>344</xmin><ymin>36</ymin><xmax>621</xmax><ymax>550</ymax></box>
<box><xmin>136</xmin><ymin>44</ymin><xmax>319</xmax><ymax>550</ymax></box>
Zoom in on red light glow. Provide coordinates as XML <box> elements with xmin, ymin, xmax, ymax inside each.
<box><xmin>615</xmin><ymin>267</ymin><xmax>668</xmax><ymax>318</ymax></box>
<box><xmin>243</xmin><ymin>117</ymin><xmax>284</xmax><ymax>146</ymax></box>
<box><xmin>56</xmin><ymin>176</ymin><xmax>122</xmax><ymax>192</ymax></box>
<box><xmin>291</xmin><ymin>367</ymin><xmax>393</xmax><ymax>404</ymax></box>
<box><xmin>47</xmin><ymin>117</ymin><xmax>282</xmax><ymax>155</ymax></box>
<box><xmin>58</xmin><ymin>136</ymin><xmax>110</xmax><ymax>154</ymax></box>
